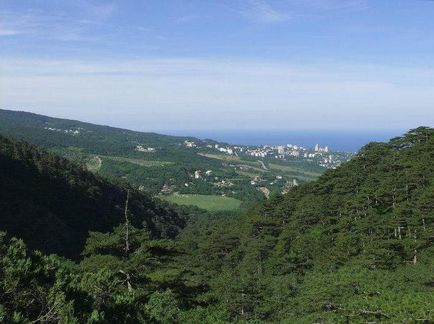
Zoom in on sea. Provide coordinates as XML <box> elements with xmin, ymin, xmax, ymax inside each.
<box><xmin>165</xmin><ymin>130</ymin><xmax>406</xmax><ymax>153</ymax></box>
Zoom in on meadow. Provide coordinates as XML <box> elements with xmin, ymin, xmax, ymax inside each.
<box><xmin>159</xmin><ymin>194</ymin><xmax>242</xmax><ymax>211</ymax></box>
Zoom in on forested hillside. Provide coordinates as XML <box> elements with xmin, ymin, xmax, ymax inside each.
<box><xmin>177</xmin><ymin>127</ymin><xmax>434</xmax><ymax>322</ymax></box>
<box><xmin>0</xmin><ymin>135</ymin><xmax>185</xmax><ymax>259</ymax></box>
<box><xmin>0</xmin><ymin>128</ymin><xmax>433</xmax><ymax>322</ymax></box>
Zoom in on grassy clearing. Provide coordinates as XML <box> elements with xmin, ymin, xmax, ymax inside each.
<box><xmin>268</xmin><ymin>163</ymin><xmax>323</xmax><ymax>177</ymax></box>
<box><xmin>198</xmin><ymin>153</ymin><xmax>241</xmax><ymax>161</ymax></box>
<box><xmin>237</xmin><ymin>164</ymin><xmax>266</xmax><ymax>173</ymax></box>
<box><xmin>159</xmin><ymin>194</ymin><xmax>242</xmax><ymax>211</ymax></box>
<box><xmin>102</xmin><ymin>156</ymin><xmax>174</xmax><ymax>167</ymax></box>
<box><xmin>199</xmin><ymin>153</ymin><xmax>267</xmax><ymax>173</ymax></box>
<box><xmin>236</xmin><ymin>170</ymin><xmax>262</xmax><ymax>178</ymax></box>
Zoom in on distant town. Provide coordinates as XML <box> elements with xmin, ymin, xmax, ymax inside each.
<box><xmin>183</xmin><ymin>139</ymin><xmax>353</xmax><ymax>169</ymax></box>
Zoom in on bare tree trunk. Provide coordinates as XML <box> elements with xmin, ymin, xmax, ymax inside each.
<box><xmin>122</xmin><ymin>189</ymin><xmax>133</xmax><ymax>292</ymax></box>
<box><xmin>119</xmin><ymin>270</ymin><xmax>133</xmax><ymax>292</ymax></box>
<box><xmin>126</xmin><ymin>273</ymin><xmax>133</xmax><ymax>292</ymax></box>
<box><xmin>413</xmin><ymin>230</ymin><xmax>418</xmax><ymax>265</ymax></box>
<box><xmin>241</xmin><ymin>290</ymin><xmax>245</xmax><ymax>316</ymax></box>
<box><xmin>124</xmin><ymin>189</ymin><xmax>130</xmax><ymax>254</ymax></box>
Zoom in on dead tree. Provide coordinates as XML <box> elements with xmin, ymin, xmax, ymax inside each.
<box><xmin>124</xmin><ymin>189</ymin><xmax>130</xmax><ymax>254</ymax></box>
<box><xmin>122</xmin><ymin>189</ymin><xmax>132</xmax><ymax>291</ymax></box>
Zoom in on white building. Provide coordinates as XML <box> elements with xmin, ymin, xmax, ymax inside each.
<box><xmin>184</xmin><ymin>140</ymin><xmax>196</xmax><ymax>148</ymax></box>
<box><xmin>135</xmin><ymin>145</ymin><xmax>155</xmax><ymax>152</ymax></box>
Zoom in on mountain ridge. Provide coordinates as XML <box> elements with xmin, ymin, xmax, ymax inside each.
<box><xmin>0</xmin><ymin>108</ymin><xmax>217</xmax><ymax>149</ymax></box>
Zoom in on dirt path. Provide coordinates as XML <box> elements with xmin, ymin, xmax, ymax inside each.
<box><xmin>258</xmin><ymin>160</ymin><xmax>268</xmax><ymax>170</ymax></box>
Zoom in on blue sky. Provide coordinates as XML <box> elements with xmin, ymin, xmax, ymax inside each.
<box><xmin>1</xmin><ymin>0</ymin><xmax>434</xmax><ymax>131</ymax></box>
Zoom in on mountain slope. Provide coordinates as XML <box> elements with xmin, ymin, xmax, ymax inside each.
<box><xmin>0</xmin><ymin>109</ymin><xmax>200</xmax><ymax>153</ymax></box>
<box><xmin>178</xmin><ymin>127</ymin><xmax>434</xmax><ymax>322</ymax></box>
<box><xmin>0</xmin><ymin>135</ymin><xmax>185</xmax><ymax>259</ymax></box>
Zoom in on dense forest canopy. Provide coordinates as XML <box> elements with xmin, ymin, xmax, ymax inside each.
<box><xmin>178</xmin><ymin>126</ymin><xmax>434</xmax><ymax>322</ymax></box>
<box><xmin>0</xmin><ymin>127</ymin><xmax>433</xmax><ymax>322</ymax></box>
